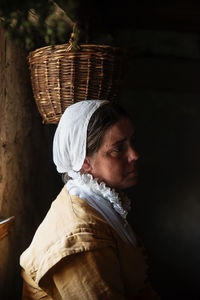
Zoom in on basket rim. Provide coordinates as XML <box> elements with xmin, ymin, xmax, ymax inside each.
<box><xmin>28</xmin><ymin>43</ymin><xmax>127</xmax><ymax>57</ymax></box>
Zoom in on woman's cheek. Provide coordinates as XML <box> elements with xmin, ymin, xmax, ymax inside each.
<box><xmin>111</xmin><ymin>163</ymin><xmax>124</xmax><ymax>179</ymax></box>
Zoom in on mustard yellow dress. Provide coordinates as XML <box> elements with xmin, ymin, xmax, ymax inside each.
<box><xmin>20</xmin><ymin>187</ymin><xmax>160</xmax><ymax>300</ymax></box>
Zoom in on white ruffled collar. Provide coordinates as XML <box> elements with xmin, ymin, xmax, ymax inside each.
<box><xmin>68</xmin><ymin>170</ymin><xmax>131</xmax><ymax>220</ymax></box>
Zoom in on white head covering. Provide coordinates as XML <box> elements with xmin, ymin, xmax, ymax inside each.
<box><xmin>53</xmin><ymin>100</ymin><xmax>109</xmax><ymax>173</ymax></box>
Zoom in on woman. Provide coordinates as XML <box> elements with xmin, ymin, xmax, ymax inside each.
<box><xmin>20</xmin><ymin>100</ymin><xmax>160</xmax><ymax>299</ymax></box>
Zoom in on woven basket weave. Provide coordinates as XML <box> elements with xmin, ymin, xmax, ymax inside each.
<box><xmin>28</xmin><ymin>43</ymin><xmax>126</xmax><ymax>124</ymax></box>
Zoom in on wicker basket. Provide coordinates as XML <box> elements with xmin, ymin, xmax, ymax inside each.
<box><xmin>28</xmin><ymin>43</ymin><xmax>126</xmax><ymax>124</ymax></box>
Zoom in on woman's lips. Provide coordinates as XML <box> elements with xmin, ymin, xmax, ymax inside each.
<box><xmin>127</xmin><ymin>169</ymin><xmax>137</xmax><ymax>175</ymax></box>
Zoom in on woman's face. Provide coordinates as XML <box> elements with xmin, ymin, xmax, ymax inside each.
<box><xmin>87</xmin><ymin>118</ymin><xmax>139</xmax><ymax>189</ymax></box>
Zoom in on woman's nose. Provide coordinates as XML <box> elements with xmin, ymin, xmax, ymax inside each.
<box><xmin>128</xmin><ymin>145</ymin><xmax>139</xmax><ymax>162</ymax></box>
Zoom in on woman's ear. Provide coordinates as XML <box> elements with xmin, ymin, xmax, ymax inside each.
<box><xmin>81</xmin><ymin>157</ymin><xmax>92</xmax><ymax>173</ymax></box>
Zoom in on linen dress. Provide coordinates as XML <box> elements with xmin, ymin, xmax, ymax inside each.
<box><xmin>20</xmin><ymin>186</ymin><xmax>159</xmax><ymax>300</ymax></box>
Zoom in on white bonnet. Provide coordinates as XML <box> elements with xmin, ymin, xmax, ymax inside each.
<box><xmin>53</xmin><ymin>100</ymin><xmax>109</xmax><ymax>173</ymax></box>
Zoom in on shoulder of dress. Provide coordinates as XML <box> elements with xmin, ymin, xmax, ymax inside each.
<box><xmin>20</xmin><ymin>186</ymin><xmax>117</xmax><ymax>283</ymax></box>
<box><xmin>56</xmin><ymin>186</ymin><xmax>110</xmax><ymax>229</ymax></box>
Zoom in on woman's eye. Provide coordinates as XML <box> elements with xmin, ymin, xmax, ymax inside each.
<box><xmin>113</xmin><ymin>145</ymin><xmax>123</xmax><ymax>153</ymax></box>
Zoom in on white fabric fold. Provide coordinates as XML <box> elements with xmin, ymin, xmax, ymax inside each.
<box><xmin>66</xmin><ymin>171</ymin><xmax>138</xmax><ymax>246</ymax></box>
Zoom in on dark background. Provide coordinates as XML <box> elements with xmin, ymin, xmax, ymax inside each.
<box><xmin>113</xmin><ymin>1</ymin><xmax>200</xmax><ymax>299</ymax></box>
<box><xmin>82</xmin><ymin>1</ymin><xmax>200</xmax><ymax>299</ymax></box>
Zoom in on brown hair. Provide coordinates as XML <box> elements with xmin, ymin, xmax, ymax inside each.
<box><xmin>86</xmin><ymin>102</ymin><xmax>131</xmax><ymax>156</ymax></box>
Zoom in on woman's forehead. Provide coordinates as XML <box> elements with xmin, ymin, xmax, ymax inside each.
<box><xmin>102</xmin><ymin>118</ymin><xmax>134</xmax><ymax>146</ymax></box>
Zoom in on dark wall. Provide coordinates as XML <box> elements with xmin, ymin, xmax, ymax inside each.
<box><xmin>118</xmin><ymin>28</ymin><xmax>200</xmax><ymax>300</ymax></box>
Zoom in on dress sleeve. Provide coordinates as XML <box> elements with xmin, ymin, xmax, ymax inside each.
<box><xmin>51</xmin><ymin>246</ymin><xmax>126</xmax><ymax>300</ymax></box>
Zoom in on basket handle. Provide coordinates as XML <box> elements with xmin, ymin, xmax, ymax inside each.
<box><xmin>66</xmin><ymin>23</ymin><xmax>80</xmax><ymax>51</ymax></box>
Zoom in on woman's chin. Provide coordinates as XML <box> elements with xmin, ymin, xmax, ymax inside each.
<box><xmin>103</xmin><ymin>173</ymin><xmax>138</xmax><ymax>190</ymax></box>
<box><xmin>117</xmin><ymin>177</ymin><xmax>138</xmax><ymax>190</ymax></box>
<box><xmin>124</xmin><ymin>175</ymin><xmax>138</xmax><ymax>189</ymax></box>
